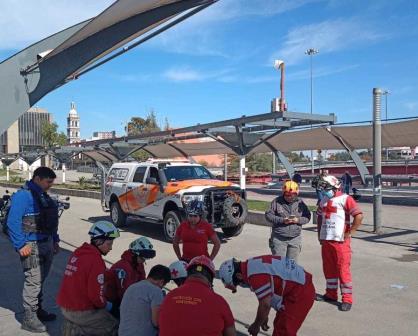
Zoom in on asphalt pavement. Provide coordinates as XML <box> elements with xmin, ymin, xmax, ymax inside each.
<box><xmin>0</xmin><ymin>186</ymin><xmax>417</xmax><ymax>336</ymax></box>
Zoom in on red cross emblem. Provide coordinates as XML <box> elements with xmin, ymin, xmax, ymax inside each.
<box><xmin>324</xmin><ymin>200</ymin><xmax>338</xmax><ymax>219</ymax></box>
<box><xmin>171</xmin><ymin>269</ymin><xmax>179</xmax><ymax>278</ymax></box>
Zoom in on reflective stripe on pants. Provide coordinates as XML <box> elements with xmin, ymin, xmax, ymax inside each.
<box><xmin>321</xmin><ymin>238</ymin><xmax>353</xmax><ymax>303</ymax></box>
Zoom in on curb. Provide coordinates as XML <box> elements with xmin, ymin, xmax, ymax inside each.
<box><xmin>0</xmin><ymin>182</ymin><xmax>101</xmax><ymax>200</ymax></box>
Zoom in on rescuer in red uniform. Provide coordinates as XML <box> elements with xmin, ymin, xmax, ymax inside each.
<box><xmin>220</xmin><ymin>255</ymin><xmax>315</xmax><ymax>336</ymax></box>
<box><xmin>159</xmin><ymin>255</ymin><xmax>236</xmax><ymax>336</ymax></box>
<box><xmin>57</xmin><ymin>221</ymin><xmax>120</xmax><ymax>336</ymax></box>
<box><xmin>105</xmin><ymin>236</ymin><xmax>156</xmax><ymax>318</ymax></box>
<box><xmin>313</xmin><ymin>174</ymin><xmax>363</xmax><ymax>312</ymax></box>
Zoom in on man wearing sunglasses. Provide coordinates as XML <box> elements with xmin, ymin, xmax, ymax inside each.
<box><xmin>173</xmin><ymin>200</ymin><xmax>221</xmax><ymax>262</ymax></box>
<box><xmin>105</xmin><ymin>237</ymin><xmax>156</xmax><ymax>318</ymax></box>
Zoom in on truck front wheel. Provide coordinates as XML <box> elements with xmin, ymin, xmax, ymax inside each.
<box><xmin>222</xmin><ymin>225</ymin><xmax>243</xmax><ymax>238</ymax></box>
<box><xmin>163</xmin><ymin>211</ymin><xmax>181</xmax><ymax>242</ymax></box>
<box><xmin>110</xmin><ymin>201</ymin><xmax>127</xmax><ymax>227</ymax></box>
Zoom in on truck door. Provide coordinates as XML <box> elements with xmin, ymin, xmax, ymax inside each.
<box><xmin>139</xmin><ymin>166</ymin><xmax>164</xmax><ymax>216</ymax></box>
<box><xmin>125</xmin><ymin>166</ymin><xmax>148</xmax><ymax>214</ymax></box>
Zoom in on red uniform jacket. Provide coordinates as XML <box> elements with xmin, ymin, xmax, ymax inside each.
<box><xmin>57</xmin><ymin>243</ymin><xmax>106</xmax><ymax>311</ymax></box>
<box><xmin>105</xmin><ymin>249</ymin><xmax>146</xmax><ymax>304</ymax></box>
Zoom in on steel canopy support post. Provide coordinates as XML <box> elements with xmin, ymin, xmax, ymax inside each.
<box><xmin>62</xmin><ymin>163</ymin><xmax>66</xmax><ymax>184</ymax></box>
<box><xmin>239</xmin><ymin>155</ymin><xmax>246</xmax><ymax>190</ymax></box>
<box><xmin>263</xmin><ymin>141</ymin><xmax>295</xmax><ymax>179</ymax></box>
<box><xmin>373</xmin><ymin>88</ymin><xmax>383</xmax><ymax>234</ymax></box>
<box><xmin>272</xmin><ymin>152</ymin><xmax>276</xmax><ymax>174</ymax></box>
<box><xmin>325</xmin><ymin>128</ymin><xmax>369</xmax><ymax>186</ymax></box>
<box><xmin>276</xmin><ymin>151</ymin><xmax>295</xmax><ymax>178</ymax></box>
<box><xmin>6</xmin><ymin>166</ymin><xmax>10</xmax><ymax>182</ymax></box>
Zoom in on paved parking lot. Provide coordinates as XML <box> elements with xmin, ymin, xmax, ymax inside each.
<box><xmin>0</xmin><ymin>186</ymin><xmax>417</xmax><ymax>335</ymax></box>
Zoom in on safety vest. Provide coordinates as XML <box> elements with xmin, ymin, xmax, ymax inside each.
<box><xmin>21</xmin><ymin>185</ymin><xmax>59</xmax><ymax>235</ymax></box>
<box><xmin>247</xmin><ymin>256</ymin><xmax>306</xmax><ymax>311</ymax></box>
<box><xmin>318</xmin><ymin>194</ymin><xmax>349</xmax><ymax>242</ymax></box>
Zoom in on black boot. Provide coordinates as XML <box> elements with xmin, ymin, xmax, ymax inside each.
<box><xmin>21</xmin><ymin>309</ymin><xmax>47</xmax><ymax>333</ymax></box>
<box><xmin>315</xmin><ymin>294</ymin><xmax>338</xmax><ymax>303</ymax></box>
<box><xmin>340</xmin><ymin>302</ymin><xmax>352</xmax><ymax>311</ymax></box>
<box><xmin>37</xmin><ymin>307</ymin><xmax>57</xmax><ymax>322</ymax></box>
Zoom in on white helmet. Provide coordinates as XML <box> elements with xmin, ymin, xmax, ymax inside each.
<box><xmin>219</xmin><ymin>258</ymin><xmax>237</xmax><ymax>292</ymax></box>
<box><xmin>322</xmin><ymin>175</ymin><xmax>341</xmax><ymax>189</ymax></box>
<box><xmin>88</xmin><ymin>220</ymin><xmax>120</xmax><ymax>239</ymax></box>
<box><xmin>129</xmin><ymin>237</ymin><xmax>156</xmax><ymax>259</ymax></box>
<box><xmin>169</xmin><ymin>260</ymin><xmax>188</xmax><ymax>280</ymax></box>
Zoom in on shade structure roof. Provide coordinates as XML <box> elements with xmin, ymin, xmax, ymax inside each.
<box><xmin>3</xmin><ymin>115</ymin><xmax>417</xmax><ymax>165</ymax></box>
<box><xmin>0</xmin><ymin>0</ymin><xmax>217</xmax><ymax>134</ymax></box>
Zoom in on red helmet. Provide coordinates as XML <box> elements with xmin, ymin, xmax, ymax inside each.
<box><xmin>187</xmin><ymin>255</ymin><xmax>216</xmax><ymax>277</ymax></box>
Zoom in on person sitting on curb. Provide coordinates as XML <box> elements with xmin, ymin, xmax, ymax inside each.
<box><xmin>105</xmin><ymin>237</ymin><xmax>156</xmax><ymax>318</ymax></box>
<box><xmin>265</xmin><ymin>180</ymin><xmax>311</xmax><ymax>262</ymax></box>
<box><xmin>57</xmin><ymin>221</ymin><xmax>120</xmax><ymax>336</ymax></box>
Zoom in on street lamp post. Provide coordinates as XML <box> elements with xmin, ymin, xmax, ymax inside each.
<box><xmin>305</xmin><ymin>48</ymin><xmax>319</xmax><ymax>174</ymax></box>
<box><xmin>383</xmin><ymin>90</ymin><xmax>390</xmax><ymax>161</ymax></box>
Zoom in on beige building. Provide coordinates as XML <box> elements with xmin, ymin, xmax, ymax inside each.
<box><xmin>0</xmin><ymin>107</ymin><xmax>52</xmax><ymax>154</ymax></box>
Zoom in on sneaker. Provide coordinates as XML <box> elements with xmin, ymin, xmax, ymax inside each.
<box><xmin>37</xmin><ymin>308</ymin><xmax>57</xmax><ymax>322</ymax></box>
<box><xmin>315</xmin><ymin>294</ymin><xmax>338</xmax><ymax>303</ymax></box>
<box><xmin>22</xmin><ymin>310</ymin><xmax>47</xmax><ymax>333</ymax></box>
<box><xmin>340</xmin><ymin>302</ymin><xmax>352</xmax><ymax>311</ymax></box>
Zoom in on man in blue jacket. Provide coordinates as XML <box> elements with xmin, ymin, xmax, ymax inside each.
<box><xmin>7</xmin><ymin>166</ymin><xmax>59</xmax><ymax>333</ymax></box>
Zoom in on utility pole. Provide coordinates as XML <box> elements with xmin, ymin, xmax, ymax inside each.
<box><xmin>305</xmin><ymin>48</ymin><xmax>319</xmax><ymax>174</ymax></box>
<box><xmin>373</xmin><ymin>88</ymin><xmax>382</xmax><ymax>234</ymax></box>
<box><xmin>383</xmin><ymin>90</ymin><xmax>390</xmax><ymax>161</ymax></box>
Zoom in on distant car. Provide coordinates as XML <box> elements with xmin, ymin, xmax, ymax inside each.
<box><xmin>103</xmin><ymin>160</ymin><xmax>248</xmax><ymax>241</ymax></box>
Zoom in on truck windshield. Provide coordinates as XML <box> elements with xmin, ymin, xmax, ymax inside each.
<box><xmin>163</xmin><ymin>165</ymin><xmax>214</xmax><ymax>181</ymax></box>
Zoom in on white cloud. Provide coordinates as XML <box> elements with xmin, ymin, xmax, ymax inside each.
<box><xmin>163</xmin><ymin>66</ymin><xmax>231</xmax><ymax>82</ymax></box>
<box><xmin>0</xmin><ymin>0</ymin><xmax>113</xmax><ymax>50</ymax></box>
<box><xmin>270</xmin><ymin>18</ymin><xmax>386</xmax><ymax>65</ymax></box>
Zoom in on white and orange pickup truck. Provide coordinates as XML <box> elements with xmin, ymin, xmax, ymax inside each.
<box><xmin>104</xmin><ymin>160</ymin><xmax>248</xmax><ymax>241</ymax></box>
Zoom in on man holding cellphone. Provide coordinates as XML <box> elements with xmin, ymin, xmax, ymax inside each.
<box><xmin>265</xmin><ymin>180</ymin><xmax>311</xmax><ymax>262</ymax></box>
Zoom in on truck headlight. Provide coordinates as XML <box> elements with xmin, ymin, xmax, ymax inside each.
<box><xmin>181</xmin><ymin>194</ymin><xmax>204</xmax><ymax>205</ymax></box>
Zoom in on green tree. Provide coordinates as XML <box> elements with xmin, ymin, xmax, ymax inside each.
<box><xmin>127</xmin><ymin>109</ymin><xmax>160</xmax><ymax>135</ymax></box>
<box><xmin>41</xmin><ymin>121</ymin><xmax>67</xmax><ymax>147</ymax></box>
<box><xmin>227</xmin><ymin>153</ymin><xmax>273</xmax><ymax>174</ymax></box>
<box><xmin>329</xmin><ymin>151</ymin><xmax>351</xmax><ymax>161</ymax></box>
<box><xmin>127</xmin><ymin>110</ymin><xmax>162</xmax><ymax>162</ymax></box>
<box><xmin>163</xmin><ymin>117</ymin><xmax>170</xmax><ymax>131</ymax></box>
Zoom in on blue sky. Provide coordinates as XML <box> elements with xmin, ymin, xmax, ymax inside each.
<box><xmin>1</xmin><ymin>0</ymin><xmax>418</xmax><ymax>138</ymax></box>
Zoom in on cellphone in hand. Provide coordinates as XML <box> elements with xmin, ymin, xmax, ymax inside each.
<box><xmin>288</xmin><ymin>215</ymin><xmax>296</xmax><ymax>220</ymax></box>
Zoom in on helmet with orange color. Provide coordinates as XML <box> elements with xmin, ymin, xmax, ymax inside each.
<box><xmin>187</xmin><ymin>255</ymin><xmax>216</xmax><ymax>283</ymax></box>
<box><xmin>282</xmin><ymin>180</ymin><xmax>299</xmax><ymax>195</ymax></box>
